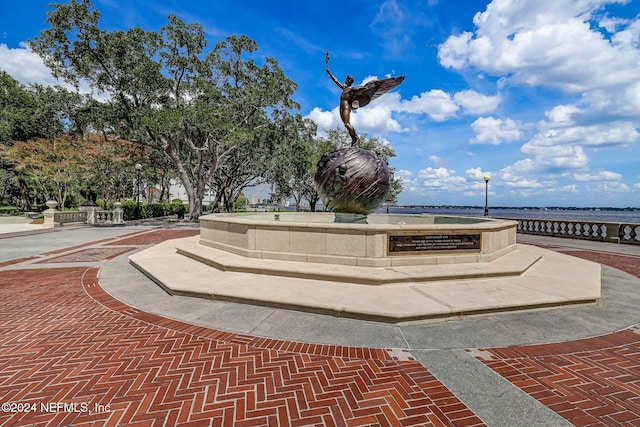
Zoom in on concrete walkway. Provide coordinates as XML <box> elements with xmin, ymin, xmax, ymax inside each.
<box><xmin>0</xmin><ymin>224</ymin><xmax>639</xmax><ymax>426</ymax></box>
<box><xmin>0</xmin><ymin>215</ymin><xmax>44</xmax><ymax>235</ymax></box>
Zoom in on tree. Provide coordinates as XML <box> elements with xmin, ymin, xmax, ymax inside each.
<box><xmin>300</xmin><ymin>135</ymin><xmax>336</xmax><ymax>212</ymax></box>
<box><xmin>0</xmin><ymin>72</ymin><xmax>85</xmax><ymax>209</ymax></box>
<box><xmin>235</xmin><ymin>192</ymin><xmax>249</xmax><ymax>209</ymax></box>
<box><xmin>1</xmin><ymin>136</ymin><xmax>91</xmax><ymax>208</ymax></box>
<box><xmin>266</xmin><ymin>116</ymin><xmax>319</xmax><ymax>211</ymax></box>
<box><xmin>0</xmin><ymin>71</ymin><xmax>37</xmax><ymax>145</ymax></box>
<box><xmin>83</xmin><ymin>135</ymin><xmax>147</xmax><ymax>207</ymax></box>
<box><xmin>0</xmin><ymin>168</ymin><xmax>19</xmax><ymax>206</ymax></box>
<box><xmin>30</xmin><ymin>1</ymin><xmax>299</xmax><ymax>221</ymax></box>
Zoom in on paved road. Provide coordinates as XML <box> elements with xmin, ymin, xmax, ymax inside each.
<box><xmin>0</xmin><ymin>224</ymin><xmax>639</xmax><ymax>426</ymax></box>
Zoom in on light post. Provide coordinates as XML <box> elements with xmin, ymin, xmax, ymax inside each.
<box><xmin>483</xmin><ymin>175</ymin><xmax>490</xmax><ymax>216</ymax></box>
<box><xmin>135</xmin><ymin>163</ymin><xmax>142</xmax><ymax>220</ymax></box>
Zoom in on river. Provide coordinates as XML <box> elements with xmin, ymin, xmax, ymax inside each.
<box><xmin>382</xmin><ymin>207</ymin><xmax>640</xmax><ymax>224</ymax></box>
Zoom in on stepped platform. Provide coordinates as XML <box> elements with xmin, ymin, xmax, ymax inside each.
<box><xmin>130</xmin><ymin>234</ymin><xmax>600</xmax><ymax>322</ymax></box>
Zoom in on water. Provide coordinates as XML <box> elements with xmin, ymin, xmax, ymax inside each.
<box><xmin>383</xmin><ymin>207</ymin><xmax>640</xmax><ymax>224</ymax></box>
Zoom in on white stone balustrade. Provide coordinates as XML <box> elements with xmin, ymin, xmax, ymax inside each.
<box><xmin>513</xmin><ymin>218</ymin><xmax>640</xmax><ymax>245</ymax></box>
<box><xmin>43</xmin><ymin>200</ymin><xmax>123</xmax><ymax>228</ymax></box>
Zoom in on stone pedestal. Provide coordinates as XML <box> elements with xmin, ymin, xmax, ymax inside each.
<box><xmin>113</xmin><ymin>202</ymin><xmax>124</xmax><ymax>225</ymax></box>
<box><xmin>43</xmin><ymin>201</ymin><xmax>59</xmax><ymax>228</ymax></box>
<box><xmin>80</xmin><ymin>205</ymin><xmax>100</xmax><ymax>225</ymax></box>
<box><xmin>606</xmin><ymin>223</ymin><xmax>620</xmax><ymax>243</ymax></box>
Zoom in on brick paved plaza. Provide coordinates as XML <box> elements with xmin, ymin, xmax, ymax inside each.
<box><xmin>1</xmin><ymin>226</ymin><xmax>639</xmax><ymax>426</ymax></box>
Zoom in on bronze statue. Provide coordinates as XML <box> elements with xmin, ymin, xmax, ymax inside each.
<box><xmin>325</xmin><ymin>50</ymin><xmax>405</xmax><ymax>146</ymax></box>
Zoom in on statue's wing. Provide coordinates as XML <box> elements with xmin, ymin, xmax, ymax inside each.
<box><xmin>350</xmin><ymin>75</ymin><xmax>405</xmax><ymax>108</ymax></box>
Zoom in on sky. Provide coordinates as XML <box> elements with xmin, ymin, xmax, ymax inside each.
<box><xmin>1</xmin><ymin>0</ymin><xmax>640</xmax><ymax>208</ymax></box>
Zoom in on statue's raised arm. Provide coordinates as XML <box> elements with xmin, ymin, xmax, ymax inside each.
<box><xmin>325</xmin><ymin>50</ymin><xmax>405</xmax><ymax>145</ymax></box>
<box><xmin>325</xmin><ymin>51</ymin><xmax>345</xmax><ymax>90</ymax></box>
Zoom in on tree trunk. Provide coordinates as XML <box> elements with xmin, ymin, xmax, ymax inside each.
<box><xmin>187</xmin><ymin>177</ymin><xmax>210</xmax><ymax>221</ymax></box>
<box><xmin>18</xmin><ymin>178</ymin><xmax>31</xmax><ymax>211</ymax></box>
<box><xmin>188</xmin><ymin>191</ymin><xmax>203</xmax><ymax>222</ymax></box>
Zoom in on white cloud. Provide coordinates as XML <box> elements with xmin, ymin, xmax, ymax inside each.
<box><xmin>438</xmin><ymin>0</ymin><xmax>640</xmax><ymax>93</ymax></box>
<box><xmin>559</xmin><ymin>184</ymin><xmax>579</xmax><ymax>193</ymax></box>
<box><xmin>399</xmin><ymin>89</ymin><xmax>459</xmax><ymax>121</ymax></box>
<box><xmin>307</xmin><ymin>107</ymin><xmax>336</xmax><ymax>130</ymax></box>
<box><xmin>432</xmin><ymin>0</ymin><xmax>640</xmax><ymax>205</ymax></box>
<box><xmin>395</xmin><ymin>169</ymin><xmax>420</xmax><ymax>192</ymax></box>
<box><xmin>418</xmin><ymin>167</ymin><xmax>467</xmax><ymax>188</ymax></box>
<box><xmin>598</xmin><ymin>181</ymin><xmax>632</xmax><ymax>192</ymax></box>
<box><xmin>470</xmin><ymin>116</ymin><xmax>521</xmax><ymax>145</ymax></box>
<box><xmin>534</xmin><ymin>120</ymin><xmax>639</xmax><ymax>147</ymax></box>
<box><xmin>429</xmin><ymin>155</ymin><xmax>442</xmax><ymax>164</ymax></box>
<box><xmin>503</xmin><ymin>178</ymin><xmax>543</xmax><ymax>189</ymax></box>
<box><xmin>523</xmin><ymin>145</ymin><xmax>589</xmax><ymax>170</ymax></box>
<box><xmin>465</xmin><ymin>167</ymin><xmax>489</xmax><ymax>180</ymax></box>
<box><xmin>396</xmin><ymin>169</ymin><xmax>413</xmax><ymax>179</ymax></box>
<box><xmin>0</xmin><ymin>42</ymin><xmax>104</xmax><ymax>99</ymax></box>
<box><xmin>453</xmin><ymin>90</ymin><xmax>501</xmax><ymax>115</ymax></box>
<box><xmin>573</xmin><ymin>171</ymin><xmax>623</xmax><ymax>182</ymax></box>
<box><xmin>398</xmin><ymin>88</ymin><xmax>500</xmax><ymax>121</ymax></box>
<box><xmin>544</xmin><ymin>105</ymin><xmax>581</xmax><ymax>127</ymax></box>
<box><xmin>0</xmin><ymin>42</ymin><xmax>61</xmax><ymax>87</ymax></box>
<box><xmin>352</xmin><ymin>94</ymin><xmax>406</xmax><ymax>134</ymax></box>
<box><xmin>499</xmin><ymin>159</ymin><xmax>544</xmax><ymax>188</ymax></box>
<box><xmin>464</xmin><ymin>167</ymin><xmax>492</xmax><ymax>190</ymax></box>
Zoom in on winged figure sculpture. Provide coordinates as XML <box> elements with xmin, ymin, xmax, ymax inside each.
<box><xmin>325</xmin><ymin>50</ymin><xmax>405</xmax><ymax>146</ymax></box>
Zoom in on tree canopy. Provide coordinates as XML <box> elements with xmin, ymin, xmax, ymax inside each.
<box><xmin>1</xmin><ymin>1</ymin><xmax>402</xmax><ymax>216</ymax></box>
<box><xmin>30</xmin><ymin>0</ymin><xmax>303</xmax><ymax>220</ymax></box>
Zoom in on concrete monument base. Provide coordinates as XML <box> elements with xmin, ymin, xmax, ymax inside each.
<box><xmin>129</xmin><ymin>213</ymin><xmax>601</xmax><ymax>322</ymax></box>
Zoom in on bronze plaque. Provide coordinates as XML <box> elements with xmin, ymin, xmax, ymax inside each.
<box><xmin>388</xmin><ymin>233</ymin><xmax>481</xmax><ymax>254</ymax></box>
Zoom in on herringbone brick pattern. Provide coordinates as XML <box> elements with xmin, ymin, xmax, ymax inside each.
<box><xmin>473</xmin><ymin>249</ymin><xmax>640</xmax><ymax>427</ymax></box>
<box><xmin>106</xmin><ymin>229</ymin><xmax>199</xmax><ymax>246</ymax></box>
<box><xmin>473</xmin><ymin>329</ymin><xmax>640</xmax><ymax>426</ymax></box>
<box><xmin>36</xmin><ymin>247</ymin><xmax>135</xmax><ymax>263</ymax></box>
<box><xmin>0</xmin><ymin>229</ymin><xmax>485</xmax><ymax>427</ymax></box>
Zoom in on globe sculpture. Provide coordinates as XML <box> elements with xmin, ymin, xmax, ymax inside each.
<box><xmin>316</xmin><ymin>51</ymin><xmax>404</xmax><ymax>217</ymax></box>
<box><xmin>315</xmin><ymin>147</ymin><xmax>391</xmax><ymax>215</ymax></box>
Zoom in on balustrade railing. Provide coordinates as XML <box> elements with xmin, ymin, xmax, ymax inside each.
<box><xmin>619</xmin><ymin>223</ymin><xmax>640</xmax><ymax>245</ymax></box>
<box><xmin>96</xmin><ymin>210</ymin><xmax>115</xmax><ymax>225</ymax></box>
<box><xmin>511</xmin><ymin>218</ymin><xmax>640</xmax><ymax>245</ymax></box>
<box><xmin>43</xmin><ymin>201</ymin><xmax>124</xmax><ymax>228</ymax></box>
<box><xmin>53</xmin><ymin>211</ymin><xmax>88</xmax><ymax>225</ymax></box>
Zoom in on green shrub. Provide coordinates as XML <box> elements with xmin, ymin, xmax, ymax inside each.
<box><xmin>171</xmin><ymin>203</ymin><xmax>186</xmax><ymax>219</ymax></box>
<box><xmin>120</xmin><ymin>201</ymin><xmax>190</xmax><ymax>221</ymax></box>
<box><xmin>121</xmin><ymin>201</ymin><xmax>138</xmax><ymax>221</ymax></box>
<box><xmin>0</xmin><ymin>206</ymin><xmax>20</xmax><ymax>216</ymax></box>
<box><xmin>144</xmin><ymin>203</ymin><xmax>167</xmax><ymax>218</ymax></box>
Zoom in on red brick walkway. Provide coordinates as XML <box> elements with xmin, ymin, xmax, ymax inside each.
<box><xmin>471</xmin><ymin>248</ymin><xmax>640</xmax><ymax>427</ymax></box>
<box><xmin>0</xmin><ymin>229</ymin><xmax>485</xmax><ymax>427</ymax></box>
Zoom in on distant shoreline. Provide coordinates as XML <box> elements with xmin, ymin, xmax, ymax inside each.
<box><xmin>394</xmin><ymin>206</ymin><xmax>639</xmax><ymax>211</ymax></box>
<box><xmin>383</xmin><ymin>206</ymin><xmax>640</xmax><ymax>224</ymax></box>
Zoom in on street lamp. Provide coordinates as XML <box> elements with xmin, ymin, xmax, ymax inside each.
<box><xmin>135</xmin><ymin>163</ymin><xmax>142</xmax><ymax>220</ymax></box>
<box><xmin>483</xmin><ymin>175</ymin><xmax>490</xmax><ymax>216</ymax></box>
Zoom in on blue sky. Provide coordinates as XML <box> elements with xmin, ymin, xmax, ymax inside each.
<box><xmin>1</xmin><ymin>0</ymin><xmax>640</xmax><ymax>207</ymax></box>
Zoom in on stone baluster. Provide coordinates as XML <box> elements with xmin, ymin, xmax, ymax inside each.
<box><xmin>113</xmin><ymin>202</ymin><xmax>124</xmax><ymax>225</ymax></box>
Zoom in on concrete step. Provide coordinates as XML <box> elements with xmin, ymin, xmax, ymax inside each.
<box><xmin>176</xmin><ymin>237</ymin><xmax>542</xmax><ymax>285</ymax></box>
<box><xmin>129</xmin><ymin>236</ymin><xmax>601</xmax><ymax>322</ymax></box>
